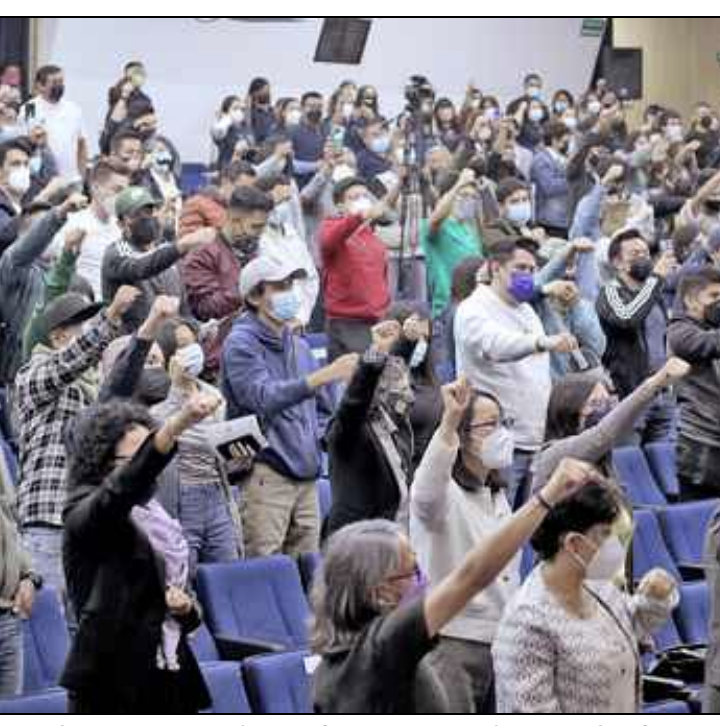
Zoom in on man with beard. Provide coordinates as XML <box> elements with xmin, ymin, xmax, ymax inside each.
<box><xmin>102</xmin><ymin>186</ymin><xmax>213</xmax><ymax>332</ymax></box>
<box><xmin>182</xmin><ymin>185</ymin><xmax>273</xmax><ymax>377</ymax></box>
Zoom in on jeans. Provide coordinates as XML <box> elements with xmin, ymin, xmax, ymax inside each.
<box><xmin>178</xmin><ymin>484</ymin><xmax>240</xmax><ymax>580</ymax></box>
<box><xmin>677</xmin><ymin>436</ymin><xmax>720</xmax><ymax>502</ymax></box>
<box><xmin>21</xmin><ymin>527</ymin><xmax>75</xmax><ymax>634</ymax></box>
<box><xmin>509</xmin><ymin>450</ymin><xmax>535</xmax><ymax>511</ymax></box>
<box><xmin>0</xmin><ymin>611</ymin><xmax>22</xmax><ymax>698</ymax></box>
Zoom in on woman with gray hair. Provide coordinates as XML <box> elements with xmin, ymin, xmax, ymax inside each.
<box><xmin>311</xmin><ymin>378</ymin><xmax>599</xmax><ymax>714</ymax></box>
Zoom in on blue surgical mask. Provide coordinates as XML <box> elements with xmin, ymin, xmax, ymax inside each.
<box><xmin>370</xmin><ymin>135</ymin><xmax>391</xmax><ymax>155</ymax></box>
<box><xmin>455</xmin><ymin>196</ymin><xmax>479</xmax><ymax>221</ymax></box>
<box><xmin>527</xmin><ymin>86</ymin><xmax>542</xmax><ymax>100</ymax></box>
<box><xmin>29</xmin><ymin>155</ymin><xmax>43</xmax><ymax>176</ymax></box>
<box><xmin>508</xmin><ymin>271</ymin><xmax>536</xmax><ymax>304</ymax></box>
<box><xmin>506</xmin><ymin>200</ymin><xmax>532</xmax><ymax>227</ymax></box>
<box><xmin>270</xmin><ymin>289</ymin><xmax>301</xmax><ymax>323</ymax></box>
<box><xmin>528</xmin><ymin>108</ymin><xmax>544</xmax><ymax>124</ymax></box>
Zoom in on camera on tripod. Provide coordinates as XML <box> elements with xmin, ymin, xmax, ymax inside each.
<box><xmin>404</xmin><ymin>75</ymin><xmax>435</xmax><ymax>117</ymax></box>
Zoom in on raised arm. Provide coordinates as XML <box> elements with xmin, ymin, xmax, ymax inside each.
<box><xmin>423</xmin><ymin>458</ymin><xmax>597</xmax><ymax>638</ymax></box>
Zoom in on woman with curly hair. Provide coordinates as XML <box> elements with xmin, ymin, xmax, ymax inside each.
<box><xmin>60</xmin><ymin>393</ymin><xmax>220</xmax><ymax>714</ymax></box>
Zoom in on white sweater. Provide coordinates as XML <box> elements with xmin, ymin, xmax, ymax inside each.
<box><xmin>455</xmin><ymin>284</ymin><xmax>550</xmax><ymax>450</ymax></box>
<box><xmin>409</xmin><ymin>430</ymin><xmax>520</xmax><ymax>644</ymax></box>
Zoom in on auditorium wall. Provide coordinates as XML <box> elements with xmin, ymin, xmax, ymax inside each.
<box><xmin>34</xmin><ymin>17</ymin><xmax>603</xmax><ymax>161</ymax></box>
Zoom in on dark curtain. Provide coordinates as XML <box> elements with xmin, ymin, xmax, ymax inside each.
<box><xmin>0</xmin><ymin>17</ymin><xmax>31</xmax><ymax>93</ymax></box>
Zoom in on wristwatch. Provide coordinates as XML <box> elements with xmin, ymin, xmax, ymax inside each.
<box><xmin>535</xmin><ymin>335</ymin><xmax>549</xmax><ymax>353</ymax></box>
<box><xmin>22</xmin><ymin>572</ymin><xmax>43</xmax><ymax>591</ymax></box>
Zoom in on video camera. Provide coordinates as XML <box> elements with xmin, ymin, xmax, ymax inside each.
<box><xmin>404</xmin><ymin>75</ymin><xmax>435</xmax><ymax>117</ymax></box>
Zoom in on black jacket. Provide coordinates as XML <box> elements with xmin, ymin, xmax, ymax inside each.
<box><xmin>61</xmin><ymin>435</ymin><xmax>210</xmax><ymax>713</ymax></box>
<box><xmin>101</xmin><ymin>237</ymin><xmax>190</xmax><ymax>332</ymax></box>
<box><xmin>324</xmin><ymin>353</ymin><xmax>413</xmax><ymax>538</ymax></box>
<box><xmin>597</xmin><ymin>274</ymin><xmax>667</xmax><ymax>399</ymax></box>
<box><xmin>0</xmin><ymin>187</ymin><xmax>21</xmax><ymax>257</ymax></box>
<box><xmin>667</xmin><ymin>314</ymin><xmax>720</xmax><ymax>447</ymax></box>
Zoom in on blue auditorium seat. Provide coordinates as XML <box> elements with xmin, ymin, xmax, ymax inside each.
<box><xmin>0</xmin><ymin>688</ymin><xmax>67</xmax><ymax>714</ymax></box>
<box><xmin>190</xmin><ymin>622</ymin><xmax>222</xmax><ymax>663</ymax></box>
<box><xmin>642</xmin><ymin>700</ymin><xmax>690</xmax><ymax>714</ymax></box>
<box><xmin>22</xmin><ymin>588</ymin><xmax>69</xmax><ymax>694</ymax></box>
<box><xmin>200</xmin><ymin>661</ymin><xmax>252</xmax><ymax>714</ymax></box>
<box><xmin>632</xmin><ymin>510</ymin><xmax>681</xmax><ymax>583</ymax></box>
<box><xmin>675</xmin><ymin>582</ymin><xmax>711</xmax><ymax>646</ymax></box>
<box><xmin>243</xmin><ymin>651</ymin><xmax>314</xmax><ymax>714</ymax></box>
<box><xmin>644</xmin><ymin>443</ymin><xmax>680</xmax><ymax>500</ymax></box>
<box><xmin>197</xmin><ymin>557</ymin><xmax>310</xmax><ymax>658</ymax></box>
<box><xmin>612</xmin><ymin>447</ymin><xmax>668</xmax><ymax>508</ymax></box>
<box><xmin>306</xmin><ymin>333</ymin><xmax>328</xmax><ymax>367</ymax></box>
<box><xmin>520</xmin><ymin>542</ymin><xmax>535</xmax><ymax>582</ymax></box>
<box><xmin>0</xmin><ymin>436</ymin><xmax>18</xmax><ymax>488</ymax></box>
<box><xmin>659</xmin><ymin>500</ymin><xmax>719</xmax><ymax>572</ymax></box>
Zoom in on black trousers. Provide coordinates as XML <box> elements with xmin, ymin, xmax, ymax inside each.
<box><xmin>326</xmin><ymin>318</ymin><xmax>373</xmax><ymax>363</ymax></box>
<box><xmin>677</xmin><ymin>435</ymin><xmax>720</xmax><ymax>502</ymax></box>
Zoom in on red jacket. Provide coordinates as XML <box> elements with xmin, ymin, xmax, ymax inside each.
<box><xmin>320</xmin><ymin>214</ymin><xmax>390</xmax><ymax>322</ymax></box>
<box><xmin>182</xmin><ymin>235</ymin><xmax>242</xmax><ymax>376</ymax></box>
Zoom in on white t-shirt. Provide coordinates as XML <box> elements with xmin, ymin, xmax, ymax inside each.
<box><xmin>21</xmin><ymin>96</ymin><xmax>86</xmax><ymax>180</ymax></box>
<box><xmin>50</xmin><ymin>207</ymin><xmax>122</xmax><ymax>300</ymax></box>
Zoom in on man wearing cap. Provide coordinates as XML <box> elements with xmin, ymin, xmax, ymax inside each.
<box><xmin>102</xmin><ymin>186</ymin><xmax>214</xmax><ymax>332</ymax></box>
<box><xmin>320</xmin><ymin>176</ymin><xmax>391</xmax><ymax>362</ymax></box>
<box><xmin>222</xmin><ymin>256</ymin><xmax>358</xmax><ymax>557</ymax></box>
<box><xmin>14</xmin><ymin>285</ymin><xmax>138</xmax><ymax>599</ymax></box>
<box><xmin>0</xmin><ymin>191</ymin><xmax>88</xmax><ymax>385</ymax></box>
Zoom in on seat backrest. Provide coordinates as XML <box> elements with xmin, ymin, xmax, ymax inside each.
<box><xmin>632</xmin><ymin>510</ymin><xmax>681</xmax><ymax>582</ymax></box>
<box><xmin>612</xmin><ymin>447</ymin><xmax>667</xmax><ymax>507</ymax></box>
<box><xmin>644</xmin><ymin>443</ymin><xmax>680</xmax><ymax>500</ymax></box>
<box><xmin>243</xmin><ymin>651</ymin><xmax>314</xmax><ymax>714</ymax></box>
<box><xmin>520</xmin><ymin>542</ymin><xmax>535</xmax><ymax>583</ymax></box>
<box><xmin>658</xmin><ymin>500</ymin><xmax>719</xmax><ymax>567</ymax></box>
<box><xmin>200</xmin><ymin>662</ymin><xmax>252</xmax><ymax>714</ymax></box>
<box><xmin>22</xmin><ymin>588</ymin><xmax>70</xmax><ymax>694</ymax></box>
<box><xmin>197</xmin><ymin>556</ymin><xmax>310</xmax><ymax>651</ymax></box>
<box><xmin>642</xmin><ymin>700</ymin><xmax>690</xmax><ymax>714</ymax></box>
<box><xmin>0</xmin><ymin>688</ymin><xmax>68</xmax><ymax>714</ymax></box>
<box><xmin>189</xmin><ymin>622</ymin><xmax>221</xmax><ymax>663</ymax></box>
<box><xmin>675</xmin><ymin>582</ymin><xmax>711</xmax><ymax>646</ymax></box>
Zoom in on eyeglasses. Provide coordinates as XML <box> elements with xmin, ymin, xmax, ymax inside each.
<box><xmin>386</xmin><ymin>563</ymin><xmax>421</xmax><ymax>584</ymax></box>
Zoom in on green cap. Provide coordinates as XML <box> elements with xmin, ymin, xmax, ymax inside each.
<box><xmin>115</xmin><ymin>186</ymin><xmax>158</xmax><ymax>219</ymax></box>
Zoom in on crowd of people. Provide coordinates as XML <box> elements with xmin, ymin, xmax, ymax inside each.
<box><xmin>1</xmin><ymin>57</ymin><xmax>720</xmax><ymax>714</ymax></box>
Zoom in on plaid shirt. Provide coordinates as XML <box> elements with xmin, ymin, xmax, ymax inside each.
<box><xmin>14</xmin><ymin>315</ymin><xmax>120</xmax><ymax>528</ymax></box>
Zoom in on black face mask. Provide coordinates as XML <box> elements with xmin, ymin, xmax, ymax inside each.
<box><xmin>306</xmin><ymin>109</ymin><xmax>323</xmax><ymax>125</ymax></box>
<box><xmin>629</xmin><ymin>258</ymin><xmax>654</xmax><ymax>283</ymax></box>
<box><xmin>48</xmin><ymin>84</ymin><xmax>65</xmax><ymax>103</ymax></box>
<box><xmin>135</xmin><ymin>368</ymin><xmax>171</xmax><ymax>407</ymax></box>
<box><xmin>136</xmin><ymin>127</ymin><xmax>157</xmax><ymax>142</ymax></box>
<box><xmin>130</xmin><ymin>216</ymin><xmax>160</xmax><ymax>247</ymax></box>
<box><xmin>705</xmin><ymin>301</ymin><xmax>720</xmax><ymax>328</ymax></box>
<box><xmin>227</xmin><ymin>233</ymin><xmax>260</xmax><ymax>263</ymax></box>
<box><xmin>704</xmin><ymin>200</ymin><xmax>720</xmax><ymax>215</ymax></box>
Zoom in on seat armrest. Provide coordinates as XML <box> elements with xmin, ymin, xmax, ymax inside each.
<box><xmin>214</xmin><ymin>634</ymin><xmax>286</xmax><ymax>660</ymax></box>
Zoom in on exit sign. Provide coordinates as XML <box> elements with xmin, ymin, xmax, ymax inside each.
<box><xmin>582</xmin><ymin>18</ymin><xmax>607</xmax><ymax>38</ymax></box>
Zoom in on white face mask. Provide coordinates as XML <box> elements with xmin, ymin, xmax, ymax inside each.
<box><xmin>285</xmin><ymin>109</ymin><xmax>302</xmax><ymax>127</ymax></box>
<box><xmin>479</xmin><ymin>426</ymin><xmax>515</xmax><ymax>470</ymax></box>
<box><xmin>7</xmin><ymin>165</ymin><xmax>31</xmax><ymax>195</ymax></box>
<box><xmin>176</xmin><ymin>343</ymin><xmax>205</xmax><ymax>379</ymax></box>
<box><xmin>341</xmin><ymin>102</ymin><xmax>354</xmax><ymax>120</ymax></box>
<box><xmin>569</xmin><ymin>533</ymin><xmax>626</xmax><ymax>582</ymax></box>
<box><xmin>230</xmin><ymin>109</ymin><xmax>245</xmax><ymax>125</ymax></box>
<box><xmin>587</xmin><ymin>100</ymin><xmax>602</xmax><ymax>116</ymax></box>
<box><xmin>349</xmin><ymin>196</ymin><xmax>373</xmax><ymax>216</ymax></box>
<box><xmin>332</xmin><ymin>164</ymin><xmax>355</xmax><ymax>183</ymax></box>
<box><xmin>409</xmin><ymin>338</ymin><xmax>429</xmax><ymax>369</ymax></box>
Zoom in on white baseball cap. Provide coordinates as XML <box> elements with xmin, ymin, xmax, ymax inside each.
<box><xmin>239</xmin><ymin>256</ymin><xmax>307</xmax><ymax>300</ymax></box>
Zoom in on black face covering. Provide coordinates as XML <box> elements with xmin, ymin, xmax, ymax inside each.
<box><xmin>705</xmin><ymin>301</ymin><xmax>720</xmax><ymax>328</ymax></box>
<box><xmin>629</xmin><ymin>258</ymin><xmax>654</xmax><ymax>283</ymax></box>
<box><xmin>135</xmin><ymin>368</ymin><xmax>171</xmax><ymax>407</ymax></box>
<box><xmin>704</xmin><ymin>200</ymin><xmax>720</xmax><ymax>215</ymax></box>
<box><xmin>228</xmin><ymin>234</ymin><xmax>260</xmax><ymax>264</ymax></box>
<box><xmin>130</xmin><ymin>217</ymin><xmax>161</xmax><ymax>247</ymax></box>
<box><xmin>48</xmin><ymin>84</ymin><xmax>65</xmax><ymax>103</ymax></box>
<box><xmin>306</xmin><ymin>109</ymin><xmax>323</xmax><ymax>125</ymax></box>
